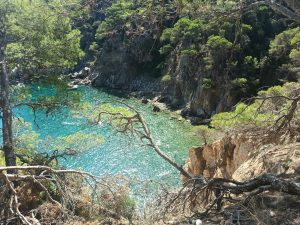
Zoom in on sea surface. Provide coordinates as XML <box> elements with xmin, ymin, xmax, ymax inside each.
<box><xmin>12</xmin><ymin>85</ymin><xmax>200</xmax><ymax>198</ymax></box>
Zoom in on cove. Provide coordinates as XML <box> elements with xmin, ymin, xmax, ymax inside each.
<box><xmin>13</xmin><ymin>85</ymin><xmax>201</xmax><ymax>191</ymax></box>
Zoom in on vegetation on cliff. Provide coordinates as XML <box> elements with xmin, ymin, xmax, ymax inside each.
<box><xmin>81</xmin><ymin>0</ymin><xmax>300</xmax><ymax>116</ymax></box>
<box><xmin>0</xmin><ymin>0</ymin><xmax>300</xmax><ymax>224</ymax></box>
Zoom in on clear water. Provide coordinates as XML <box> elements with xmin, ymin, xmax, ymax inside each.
<box><xmin>12</xmin><ymin>85</ymin><xmax>200</xmax><ymax>192</ymax></box>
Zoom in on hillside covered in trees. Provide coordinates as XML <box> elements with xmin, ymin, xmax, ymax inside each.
<box><xmin>0</xmin><ymin>0</ymin><xmax>300</xmax><ymax>224</ymax></box>
<box><xmin>81</xmin><ymin>0</ymin><xmax>300</xmax><ymax>120</ymax></box>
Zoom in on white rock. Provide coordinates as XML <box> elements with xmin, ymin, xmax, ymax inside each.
<box><xmin>196</xmin><ymin>219</ymin><xmax>203</xmax><ymax>225</ymax></box>
<box><xmin>270</xmin><ymin>210</ymin><xmax>276</xmax><ymax>217</ymax></box>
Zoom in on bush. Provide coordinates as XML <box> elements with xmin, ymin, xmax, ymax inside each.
<box><xmin>206</xmin><ymin>35</ymin><xmax>233</xmax><ymax>51</ymax></box>
<box><xmin>180</xmin><ymin>48</ymin><xmax>198</xmax><ymax>56</ymax></box>
<box><xmin>202</xmin><ymin>78</ymin><xmax>214</xmax><ymax>89</ymax></box>
<box><xmin>161</xmin><ymin>74</ymin><xmax>171</xmax><ymax>82</ymax></box>
<box><xmin>119</xmin><ymin>195</ymin><xmax>136</xmax><ymax>220</ymax></box>
<box><xmin>231</xmin><ymin>77</ymin><xmax>248</xmax><ymax>88</ymax></box>
<box><xmin>192</xmin><ymin>125</ymin><xmax>215</xmax><ymax>144</ymax></box>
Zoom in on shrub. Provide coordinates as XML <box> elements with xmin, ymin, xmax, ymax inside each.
<box><xmin>202</xmin><ymin>78</ymin><xmax>214</xmax><ymax>89</ymax></box>
<box><xmin>192</xmin><ymin>125</ymin><xmax>215</xmax><ymax>144</ymax></box>
<box><xmin>161</xmin><ymin>74</ymin><xmax>171</xmax><ymax>82</ymax></box>
<box><xmin>119</xmin><ymin>195</ymin><xmax>136</xmax><ymax>220</ymax></box>
<box><xmin>180</xmin><ymin>48</ymin><xmax>198</xmax><ymax>56</ymax></box>
<box><xmin>231</xmin><ymin>77</ymin><xmax>248</xmax><ymax>89</ymax></box>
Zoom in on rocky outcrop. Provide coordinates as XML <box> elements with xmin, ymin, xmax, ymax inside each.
<box><xmin>183</xmin><ymin>134</ymin><xmax>300</xmax><ymax>181</ymax></box>
<box><xmin>162</xmin><ymin>52</ymin><xmax>238</xmax><ymax>117</ymax></box>
<box><xmin>92</xmin><ymin>71</ymin><xmax>162</xmax><ymax>95</ymax></box>
<box><xmin>233</xmin><ymin>142</ymin><xmax>300</xmax><ymax>180</ymax></box>
<box><xmin>90</xmin><ymin>34</ymin><xmax>163</xmax><ymax>96</ymax></box>
<box><xmin>88</xmin><ymin>33</ymin><xmax>238</xmax><ymax>118</ymax></box>
<box><xmin>91</xmin><ymin>43</ymin><xmax>239</xmax><ymax>121</ymax></box>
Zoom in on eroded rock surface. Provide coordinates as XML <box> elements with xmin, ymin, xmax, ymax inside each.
<box><xmin>184</xmin><ymin>135</ymin><xmax>300</xmax><ymax>181</ymax></box>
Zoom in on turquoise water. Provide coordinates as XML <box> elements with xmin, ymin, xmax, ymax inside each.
<box><xmin>13</xmin><ymin>85</ymin><xmax>200</xmax><ymax>190</ymax></box>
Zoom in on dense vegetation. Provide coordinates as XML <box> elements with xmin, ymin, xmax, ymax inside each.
<box><xmin>82</xmin><ymin>0</ymin><xmax>299</xmax><ymax>101</ymax></box>
<box><xmin>2</xmin><ymin>0</ymin><xmax>84</xmax><ymax>77</ymax></box>
<box><xmin>0</xmin><ymin>0</ymin><xmax>300</xmax><ymax>224</ymax></box>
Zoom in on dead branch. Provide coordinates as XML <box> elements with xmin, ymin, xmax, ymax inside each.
<box><xmin>212</xmin><ymin>90</ymin><xmax>300</xmax><ymax>142</ymax></box>
<box><xmin>95</xmin><ymin>100</ymin><xmax>192</xmax><ymax>179</ymax></box>
<box><xmin>16</xmin><ymin>149</ymin><xmax>78</xmax><ymax>166</ymax></box>
<box><xmin>159</xmin><ymin>173</ymin><xmax>300</xmax><ymax>219</ymax></box>
<box><xmin>0</xmin><ymin>165</ymin><xmax>132</xmax><ymax>225</ymax></box>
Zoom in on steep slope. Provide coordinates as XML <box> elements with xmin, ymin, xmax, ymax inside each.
<box><xmin>76</xmin><ymin>0</ymin><xmax>300</xmax><ymax>120</ymax></box>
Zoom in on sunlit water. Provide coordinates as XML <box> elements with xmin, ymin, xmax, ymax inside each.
<box><xmin>12</xmin><ymin>85</ymin><xmax>201</xmax><ymax>199</ymax></box>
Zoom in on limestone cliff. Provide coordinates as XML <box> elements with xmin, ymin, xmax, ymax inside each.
<box><xmin>183</xmin><ymin>134</ymin><xmax>300</xmax><ymax>181</ymax></box>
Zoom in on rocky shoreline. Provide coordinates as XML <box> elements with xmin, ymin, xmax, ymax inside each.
<box><xmin>68</xmin><ymin>67</ymin><xmax>212</xmax><ymax>125</ymax></box>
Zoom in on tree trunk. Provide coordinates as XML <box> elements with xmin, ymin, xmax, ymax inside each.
<box><xmin>0</xmin><ymin>45</ymin><xmax>16</xmax><ymax>168</ymax></box>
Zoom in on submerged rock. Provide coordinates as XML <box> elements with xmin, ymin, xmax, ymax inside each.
<box><xmin>141</xmin><ymin>98</ymin><xmax>149</xmax><ymax>104</ymax></box>
<box><xmin>153</xmin><ymin>105</ymin><xmax>161</xmax><ymax>112</ymax></box>
<box><xmin>67</xmin><ymin>84</ymin><xmax>79</xmax><ymax>90</ymax></box>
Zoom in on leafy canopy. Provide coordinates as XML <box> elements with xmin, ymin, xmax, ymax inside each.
<box><xmin>3</xmin><ymin>0</ymin><xmax>84</xmax><ymax>75</ymax></box>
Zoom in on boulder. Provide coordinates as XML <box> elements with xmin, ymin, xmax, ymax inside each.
<box><xmin>153</xmin><ymin>105</ymin><xmax>161</xmax><ymax>112</ymax></box>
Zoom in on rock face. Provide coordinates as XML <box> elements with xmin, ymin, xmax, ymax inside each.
<box><xmin>183</xmin><ymin>134</ymin><xmax>300</xmax><ymax>181</ymax></box>
<box><xmin>162</xmin><ymin>53</ymin><xmax>238</xmax><ymax>117</ymax></box>
<box><xmin>91</xmin><ymin>43</ymin><xmax>238</xmax><ymax>117</ymax></box>
<box><xmin>233</xmin><ymin>142</ymin><xmax>300</xmax><ymax>180</ymax></box>
<box><xmin>91</xmin><ymin>36</ymin><xmax>163</xmax><ymax>96</ymax></box>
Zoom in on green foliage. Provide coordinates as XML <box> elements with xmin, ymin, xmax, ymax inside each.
<box><xmin>80</xmin><ymin>0</ymin><xmax>297</xmax><ymax>100</ymax></box>
<box><xmin>160</xmin><ymin>18</ymin><xmax>205</xmax><ymax>44</ymax></box>
<box><xmin>289</xmin><ymin>30</ymin><xmax>300</xmax><ymax>66</ymax></box>
<box><xmin>206</xmin><ymin>35</ymin><xmax>233</xmax><ymax>50</ymax></box>
<box><xmin>4</xmin><ymin>0</ymin><xmax>84</xmax><ymax>75</ymax></box>
<box><xmin>191</xmin><ymin>125</ymin><xmax>215</xmax><ymax>144</ymax></box>
<box><xmin>159</xmin><ymin>44</ymin><xmax>173</xmax><ymax>55</ymax></box>
<box><xmin>231</xmin><ymin>78</ymin><xmax>248</xmax><ymax>91</ymax></box>
<box><xmin>205</xmin><ymin>35</ymin><xmax>233</xmax><ymax>68</ymax></box>
<box><xmin>161</xmin><ymin>74</ymin><xmax>171</xmax><ymax>82</ymax></box>
<box><xmin>32</xmin><ymin>78</ymin><xmax>82</xmax><ymax>113</ymax></box>
<box><xmin>119</xmin><ymin>195</ymin><xmax>135</xmax><ymax>220</ymax></box>
<box><xmin>243</xmin><ymin>56</ymin><xmax>259</xmax><ymax>69</ymax></box>
<box><xmin>95</xmin><ymin>0</ymin><xmax>136</xmax><ymax>41</ymax></box>
<box><xmin>269</xmin><ymin>27</ymin><xmax>300</xmax><ymax>59</ymax></box>
<box><xmin>202</xmin><ymin>78</ymin><xmax>214</xmax><ymax>89</ymax></box>
<box><xmin>211</xmin><ymin>102</ymin><xmax>274</xmax><ymax>129</ymax></box>
<box><xmin>180</xmin><ymin>48</ymin><xmax>198</xmax><ymax>56</ymax></box>
<box><xmin>211</xmin><ymin>82</ymin><xmax>300</xmax><ymax>130</ymax></box>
